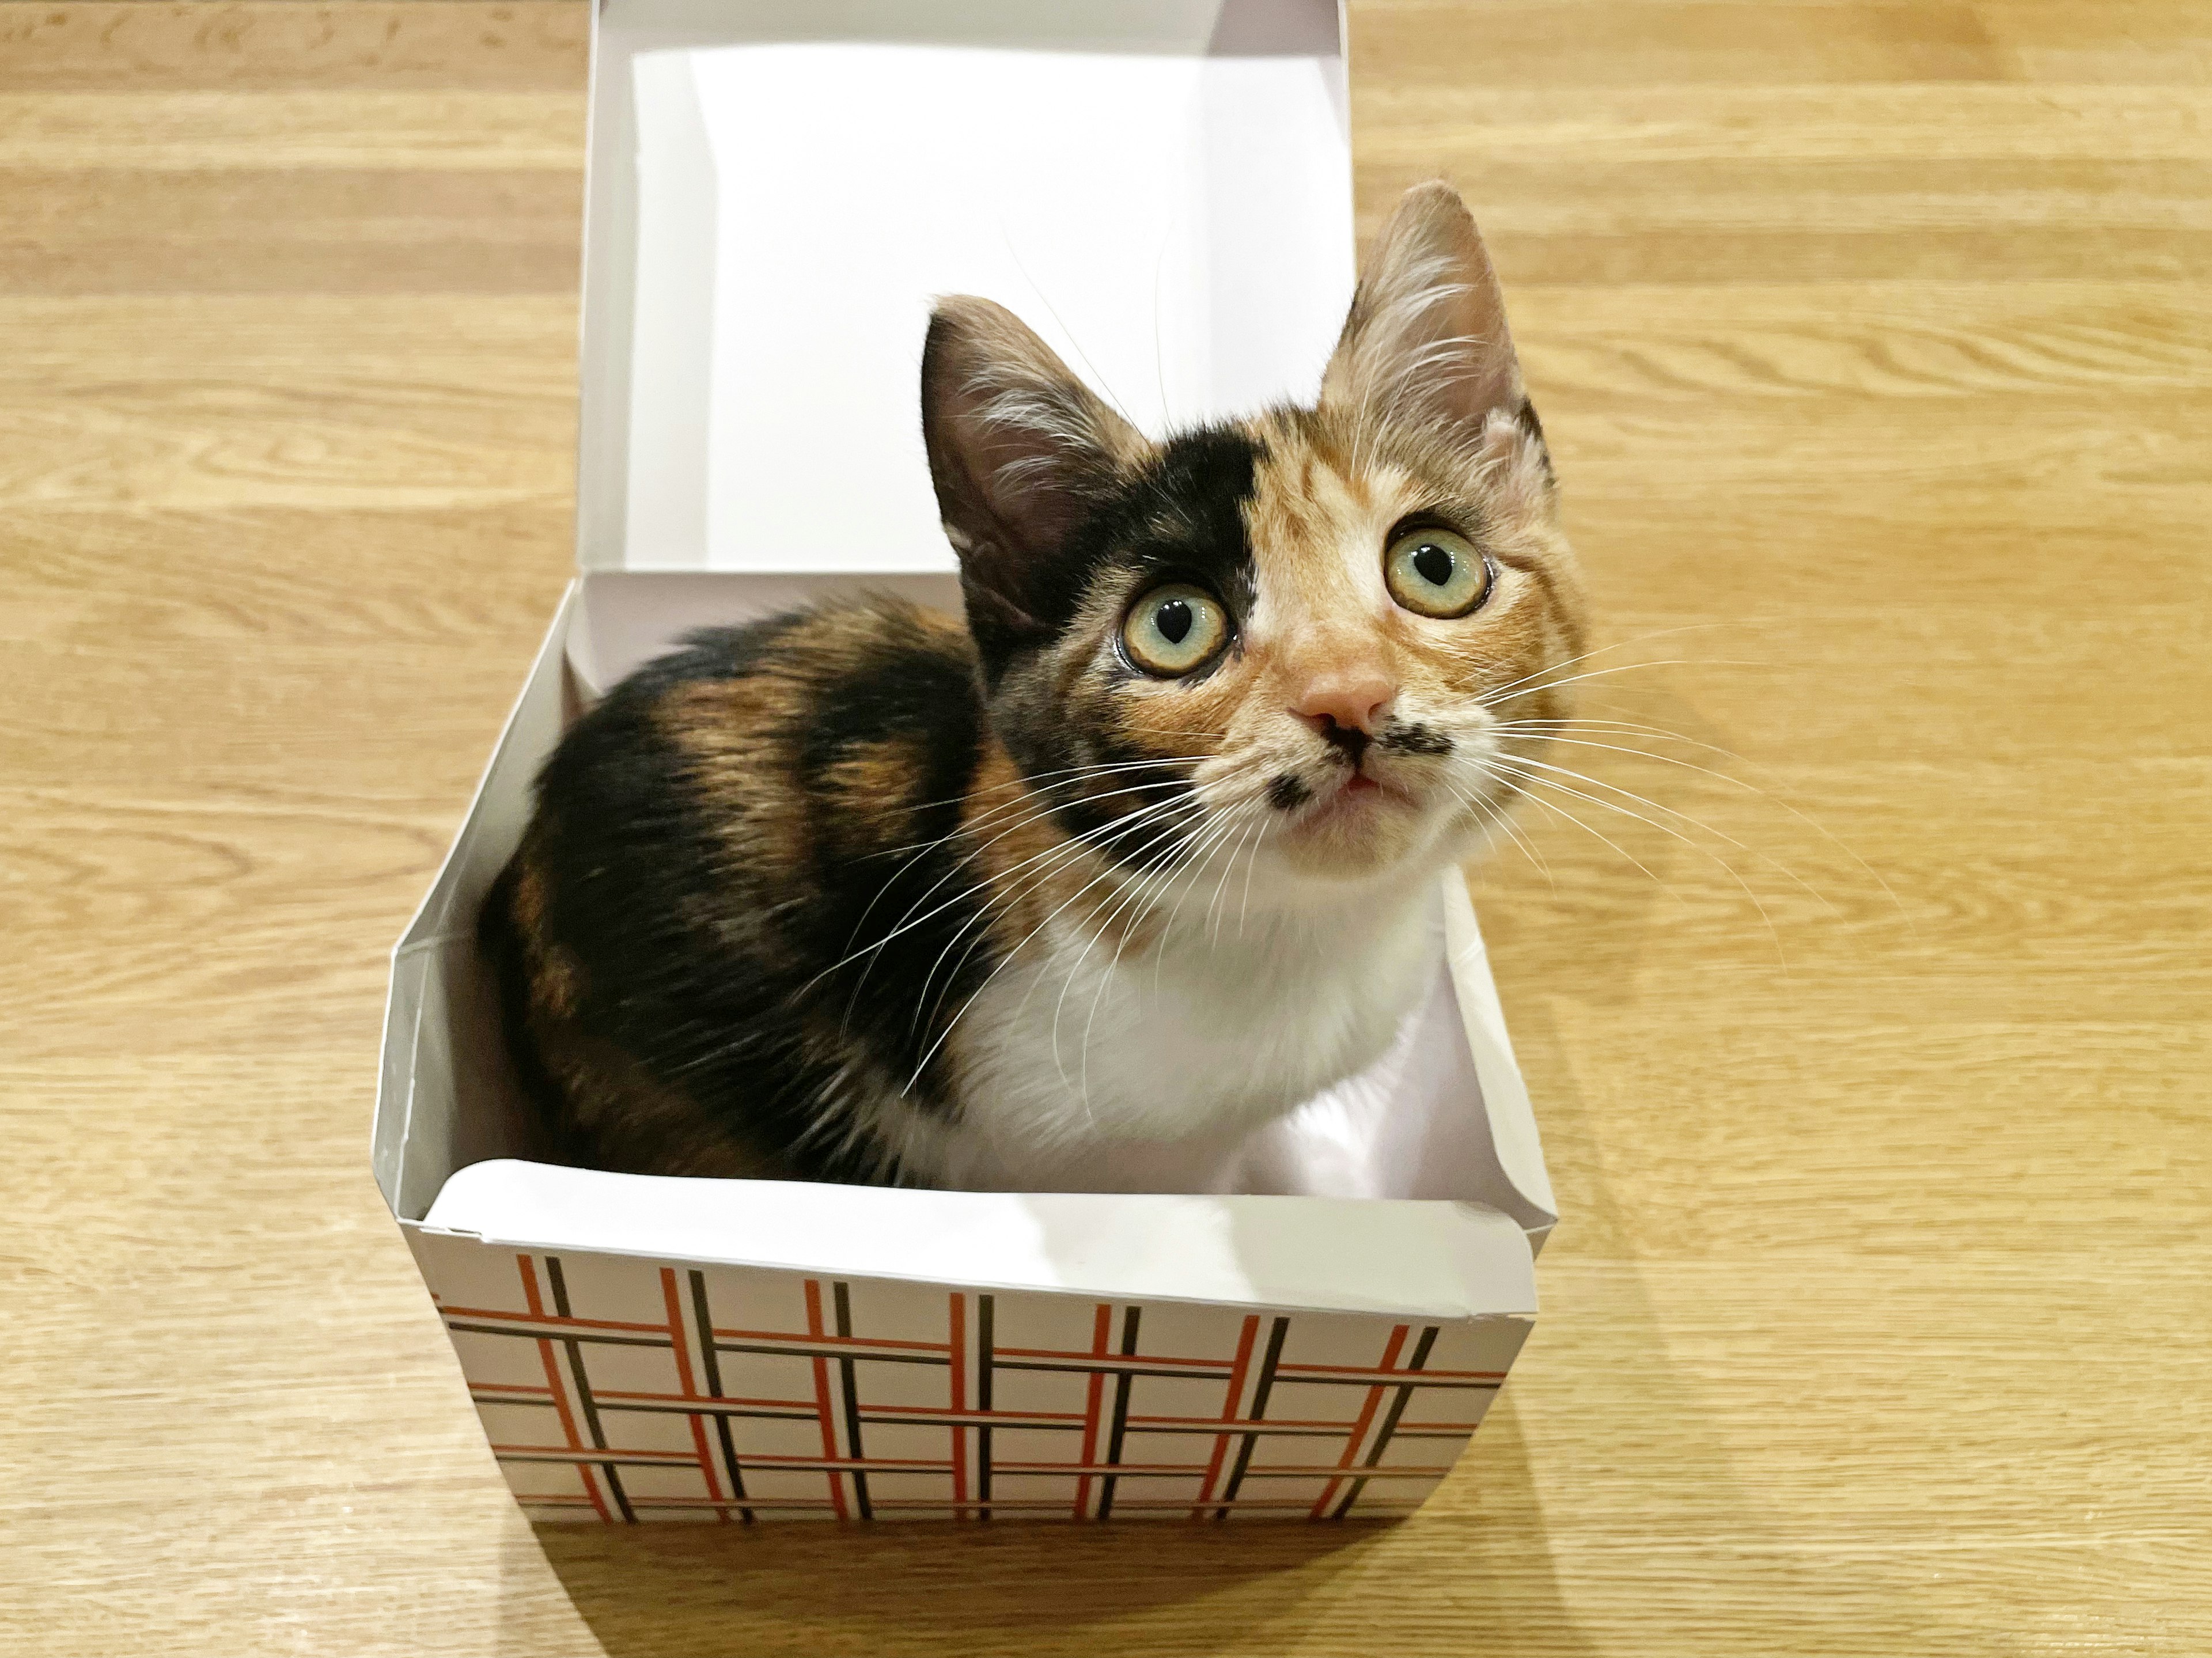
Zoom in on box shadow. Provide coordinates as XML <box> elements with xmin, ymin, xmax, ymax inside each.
<box><xmin>1456</xmin><ymin>977</ymin><xmax>2033</xmax><ymax>1657</ymax></box>
<box><xmin>491</xmin><ymin>1416</ymin><xmax>1590</xmax><ymax>1658</ymax></box>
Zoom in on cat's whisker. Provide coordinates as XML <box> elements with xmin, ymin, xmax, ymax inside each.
<box><xmin>1488</xmin><ymin>719</ymin><xmax>1912</xmax><ymax>933</ymax></box>
<box><xmin>1219</xmin><ymin>804</ymin><xmax>1275</xmax><ymax>943</ymax></box>
<box><xmin>1491</xmin><ymin>715</ymin><xmax>1736</xmax><ymax>743</ymax></box>
<box><xmin>997</xmin><ymin>219</ymin><xmax>1142</xmax><ymax>432</ymax></box>
<box><xmin>872</xmin><ymin>755</ymin><xmax>1206</xmax><ymax>859</ymax></box>
<box><xmin>912</xmin><ymin>768</ymin><xmax>1275</xmax><ymax>1049</ymax></box>
<box><xmin>1476</xmin><ymin>623</ymin><xmax>1743</xmax><ymax>707</ymax></box>
<box><xmin>1084</xmin><ymin>791</ymin><xmax>1247</xmax><ymax>1079</ymax></box>
<box><xmin>1147</xmin><ymin>794</ymin><xmax>1259</xmax><ymax>967</ymax></box>
<box><xmin>1185</xmin><ymin>800</ymin><xmax>1256</xmax><ymax>955</ymax></box>
<box><xmin>1106</xmin><ymin>792</ymin><xmax>1270</xmax><ymax>1033</ymax></box>
<box><xmin>1050</xmin><ymin>776</ymin><xmax>1268</xmax><ymax>994</ymax></box>
<box><xmin>1489</xmin><ymin>746</ymin><xmax>1849</xmax><ymax>926</ymax></box>
<box><xmin>1497</xmin><ymin>749</ymin><xmax>1763</xmax><ymax>856</ymax></box>
<box><xmin>1069</xmin><ymin>798</ymin><xmax>1260</xmax><ymax>1108</ymax></box>
<box><xmin>997</xmin><ymin>779</ymin><xmax>1263</xmax><ymax>1038</ymax></box>
<box><xmin>868</xmin><ymin>769</ymin><xmax>1197</xmax><ymax>915</ymax></box>
<box><xmin>819</xmin><ymin>784</ymin><xmax>1209</xmax><ymax>1005</ymax></box>
<box><xmin>1189</xmin><ymin>803</ymin><xmax>1266</xmax><ymax>956</ymax></box>
<box><xmin>1234</xmin><ymin>810</ymin><xmax>1274</xmax><ymax>937</ymax></box>
<box><xmin>1147</xmin><ymin>794</ymin><xmax>1267</xmax><ymax>992</ymax></box>
<box><xmin>889</xmin><ymin>749</ymin><xmax>1263</xmax><ymax>882</ymax></box>
<box><xmin>1488</xmin><ymin>720</ymin><xmax>1759</xmax><ymax>770</ymax></box>
<box><xmin>1483</xmin><ymin>772</ymin><xmax>1677</xmax><ymax>900</ymax></box>
<box><xmin>1481</xmin><ymin>657</ymin><xmax>1768</xmax><ymax>710</ymax></box>
<box><xmin>1204</xmin><ymin>802</ymin><xmax>1272</xmax><ymax>952</ymax></box>
<box><xmin>1150</xmin><ymin>225</ymin><xmax>1173</xmax><ymax>432</ymax></box>
<box><xmin>871</xmin><ymin>769</ymin><xmax>1198</xmax><ymax>909</ymax></box>
<box><xmin>1044</xmin><ymin>832</ymin><xmax>1193</xmax><ymax>1094</ymax></box>
<box><xmin>1491</xmin><ymin>714</ymin><xmax>1771</xmax><ymax>773</ymax></box>
<box><xmin>1097</xmin><ymin>729</ymin><xmax>1242</xmax><ymax>744</ymax></box>
<box><xmin>1480</xmin><ymin>756</ymin><xmax>1791</xmax><ymax>971</ymax></box>
<box><xmin>1140</xmin><ymin>796</ymin><xmax>1266</xmax><ymax>954</ymax></box>
<box><xmin>906</xmin><ymin>791</ymin><xmax>1229</xmax><ymax>1100</ymax></box>
<box><xmin>1480</xmin><ymin>788</ymin><xmax>1555</xmax><ymax>888</ymax></box>
<box><xmin>906</xmin><ymin>798</ymin><xmax>1211</xmax><ymax>1059</ymax></box>
<box><xmin>851</xmin><ymin>774</ymin><xmax>1210</xmax><ymax>984</ymax></box>
<box><xmin>904</xmin><ymin>787</ymin><xmax>1224</xmax><ymax>1019</ymax></box>
<box><xmin>841</xmin><ymin>788</ymin><xmax>1202</xmax><ymax>1022</ymax></box>
<box><xmin>1445</xmin><ymin>776</ymin><xmax>1552</xmax><ymax>890</ymax></box>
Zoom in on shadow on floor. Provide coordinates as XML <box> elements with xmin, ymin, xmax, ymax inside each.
<box><xmin>490</xmin><ymin>1406</ymin><xmax>1592</xmax><ymax>1658</ymax></box>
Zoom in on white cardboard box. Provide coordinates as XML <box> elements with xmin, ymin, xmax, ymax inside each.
<box><xmin>374</xmin><ymin>0</ymin><xmax>1557</xmax><ymax>1524</ymax></box>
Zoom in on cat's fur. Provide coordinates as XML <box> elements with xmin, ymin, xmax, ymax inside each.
<box><xmin>479</xmin><ymin>183</ymin><xmax>1587</xmax><ymax>1192</ymax></box>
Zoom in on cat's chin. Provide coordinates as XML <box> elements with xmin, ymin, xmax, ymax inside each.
<box><xmin>1259</xmin><ymin>780</ymin><xmax>1457</xmax><ymax>890</ymax></box>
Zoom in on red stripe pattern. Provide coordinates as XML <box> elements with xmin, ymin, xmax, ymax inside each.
<box><xmin>414</xmin><ymin>1231</ymin><xmax>1529</xmax><ymax>1524</ymax></box>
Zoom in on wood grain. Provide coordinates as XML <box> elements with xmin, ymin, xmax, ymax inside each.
<box><xmin>1</xmin><ymin>2</ymin><xmax>2205</xmax><ymax>1654</ymax></box>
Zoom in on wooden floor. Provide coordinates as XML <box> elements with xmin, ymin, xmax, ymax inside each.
<box><xmin>3</xmin><ymin>3</ymin><xmax>2206</xmax><ymax>1653</ymax></box>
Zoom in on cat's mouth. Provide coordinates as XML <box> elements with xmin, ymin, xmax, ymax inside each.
<box><xmin>1289</xmin><ymin>763</ymin><xmax>1419</xmax><ymax>830</ymax></box>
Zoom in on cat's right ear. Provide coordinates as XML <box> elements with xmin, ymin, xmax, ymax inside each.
<box><xmin>1320</xmin><ymin>182</ymin><xmax>1533</xmax><ymax>450</ymax></box>
<box><xmin>921</xmin><ymin>297</ymin><xmax>1147</xmax><ymax>657</ymax></box>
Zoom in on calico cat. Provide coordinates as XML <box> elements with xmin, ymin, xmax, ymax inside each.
<box><xmin>478</xmin><ymin>182</ymin><xmax>1587</xmax><ymax>1193</ymax></box>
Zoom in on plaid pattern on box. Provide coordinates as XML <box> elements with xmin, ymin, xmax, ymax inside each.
<box><xmin>411</xmin><ymin>1231</ymin><xmax>1529</xmax><ymax>1522</ymax></box>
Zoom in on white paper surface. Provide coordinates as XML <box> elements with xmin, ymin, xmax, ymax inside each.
<box><xmin>424</xmin><ymin>1160</ymin><xmax>1536</xmax><ymax>1319</ymax></box>
<box><xmin>597</xmin><ymin>35</ymin><xmax>1353</xmax><ymax>571</ymax></box>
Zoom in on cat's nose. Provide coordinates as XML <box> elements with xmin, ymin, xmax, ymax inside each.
<box><xmin>1291</xmin><ymin>668</ymin><xmax>1397</xmax><ymax>738</ymax></box>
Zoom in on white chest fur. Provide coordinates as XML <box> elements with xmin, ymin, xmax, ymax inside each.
<box><xmin>907</xmin><ymin>872</ymin><xmax>1447</xmax><ymax>1192</ymax></box>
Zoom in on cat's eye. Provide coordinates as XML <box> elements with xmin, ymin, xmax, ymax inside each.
<box><xmin>1384</xmin><ymin>524</ymin><xmax>1491</xmax><ymax>619</ymax></box>
<box><xmin>1122</xmin><ymin>583</ymin><xmax>1230</xmax><ymax>677</ymax></box>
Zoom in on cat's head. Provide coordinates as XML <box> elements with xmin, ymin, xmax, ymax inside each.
<box><xmin>921</xmin><ymin>182</ymin><xmax>1587</xmax><ymax>901</ymax></box>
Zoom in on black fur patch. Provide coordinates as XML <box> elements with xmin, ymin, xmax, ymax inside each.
<box><xmin>976</xmin><ymin>424</ymin><xmax>1265</xmax><ymax>871</ymax></box>
<box><xmin>1319</xmin><ymin>723</ymin><xmax>1370</xmax><ymax>765</ymax></box>
<box><xmin>968</xmin><ymin>424</ymin><xmax>1263</xmax><ymax>689</ymax></box>
<box><xmin>787</xmin><ymin>620</ymin><xmax>991</xmax><ymax>1110</ymax></box>
<box><xmin>1268</xmin><ymin>773</ymin><xmax>1312</xmax><ymax>811</ymax></box>
<box><xmin>1380</xmin><ymin>722</ymin><xmax>1453</xmax><ymax>757</ymax></box>
<box><xmin>483</xmin><ymin>599</ymin><xmax>993</xmax><ymax>1185</ymax></box>
<box><xmin>1513</xmin><ymin>394</ymin><xmax>1556</xmax><ymax>486</ymax></box>
<box><xmin>1095</xmin><ymin>426</ymin><xmax>1265</xmax><ymax>609</ymax></box>
<box><xmin>488</xmin><ymin>423</ymin><xmax>1273</xmax><ymax>1181</ymax></box>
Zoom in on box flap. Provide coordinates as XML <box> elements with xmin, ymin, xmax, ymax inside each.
<box><xmin>418</xmin><ymin>1160</ymin><xmax>1535</xmax><ymax>1321</ymax></box>
<box><xmin>578</xmin><ymin>0</ymin><xmax>1352</xmax><ymax>572</ymax></box>
<box><xmin>1442</xmin><ymin>874</ymin><xmax>1559</xmax><ymax>1246</ymax></box>
<box><xmin>374</xmin><ymin>585</ymin><xmax>577</xmax><ymax>1217</ymax></box>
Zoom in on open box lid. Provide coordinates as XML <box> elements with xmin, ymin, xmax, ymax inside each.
<box><xmin>375</xmin><ymin>0</ymin><xmax>1555</xmax><ymax>1330</ymax></box>
<box><xmin>577</xmin><ymin>0</ymin><xmax>1354</xmax><ymax>574</ymax></box>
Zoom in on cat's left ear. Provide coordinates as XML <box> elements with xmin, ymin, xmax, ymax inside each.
<box><xmin>1321</xmin><ymin>182</ymin><xmax>1546</xmax><ymax>475</ymax></box>
<box><xmin>921</xmin><ymin>297</ymin><xmax>1149</xmax><ymax>661</ymax></box>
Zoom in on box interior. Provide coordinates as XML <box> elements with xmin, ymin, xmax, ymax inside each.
<box><xmin>378</xmin><ymin>576</ymin><xmax>1557</xmax><ymax>1248</ymax></box>
<box><xmin>578</xmin><ymin>0</ymin><xmax>1355</xmax><ymax>572</ymax></box>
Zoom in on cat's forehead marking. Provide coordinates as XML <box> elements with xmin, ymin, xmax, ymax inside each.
<box><xmin>1234</xmin><ymin>413</ymin><xmax>1428</xmax><ymax>638</ymax></box>
<box><xmin>1106</xmin><ymin>425</ymin><xmax>1262</xmax><ymax>609</ymax></box>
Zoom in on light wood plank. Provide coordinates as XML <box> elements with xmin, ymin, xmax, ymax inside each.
<box><xmin>0</xmin><ymin>167</ymin><xmax>584</xmax><ymax>293</ymax></box>
<box><xmin>1</xmin><ymin>3</ymin><xmax>2205</xmax><ymax>1655</ymax></box>
<box><xmin>0</xmin><ymin>90</ymin><xmax>583</xmax><ymax>168</ymax></box>
<box><xmin>0</xmin><ymin>2</ymin><xmax>587</xmax><ymax>92</ymax></box>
